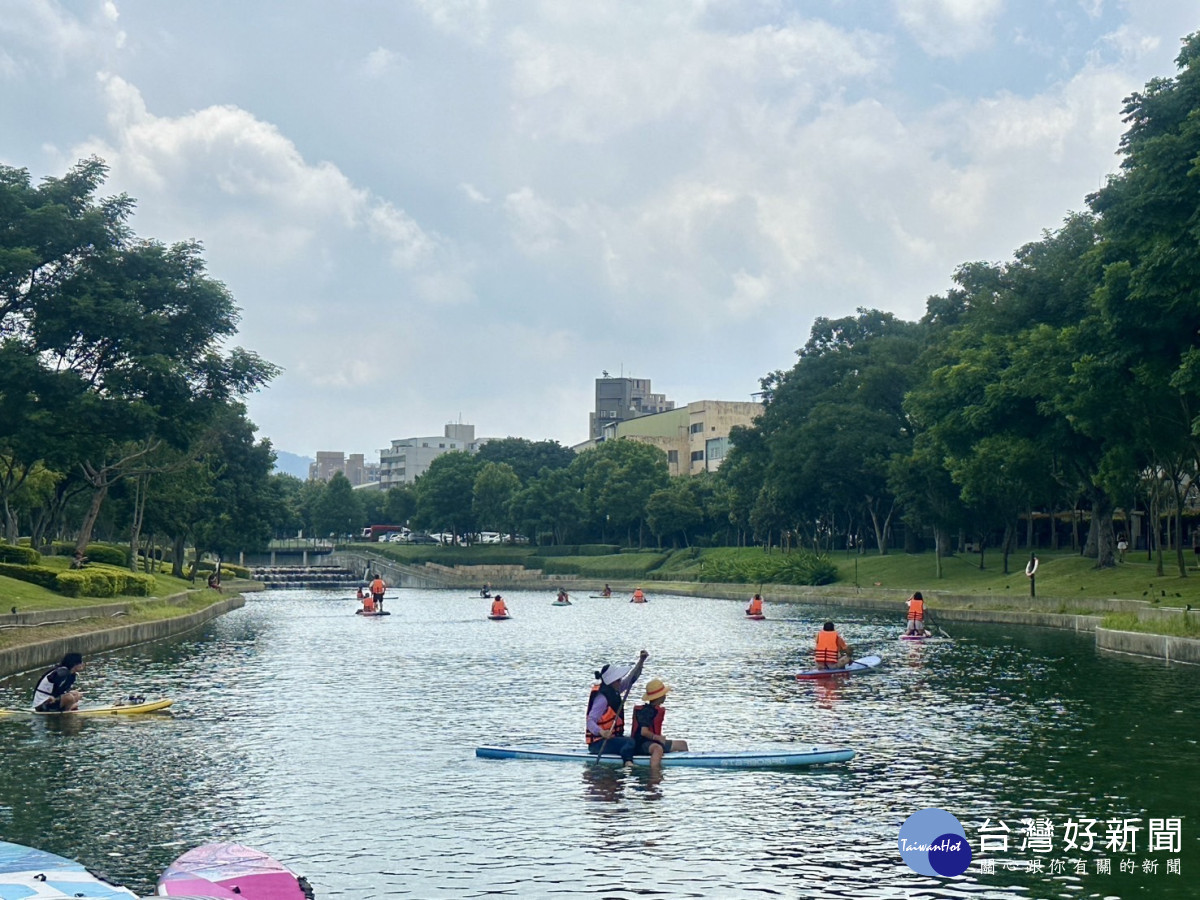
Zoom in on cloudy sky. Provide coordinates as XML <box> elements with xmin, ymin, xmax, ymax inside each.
<box><xmin>2</xmin><ymin>2</ymin><xmax>1196</xmax><ymax>461</ymax></box>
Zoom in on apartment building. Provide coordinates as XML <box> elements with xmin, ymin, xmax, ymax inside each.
<box><xmin>378</xmin><ymin>423</ymin><xmax>487</xmax><ymax>486</ymax></box>
<box><xmin>598</xmin><ymin>400</ymin><xmax>762</xmax><ymax>476</ymax></box>
<box><xmin>308</xmin><ymin>452</ymin><xmax>381</xmax><ymax>485</ymax></box>
<box><xmin>588</xmin><ymin>375</ymin><xmax>674</xmax><ymax>441</ymax></box>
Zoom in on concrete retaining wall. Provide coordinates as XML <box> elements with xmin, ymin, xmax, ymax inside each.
<box><xmin>0</xmin><ymin>595</ymin><xmax>245</xmax><ymax>680</ymax></box>
<box><xmin>1096</xmin><ymin>628</ymin><xmax>1200</xmax><ymax>665</ymax></box>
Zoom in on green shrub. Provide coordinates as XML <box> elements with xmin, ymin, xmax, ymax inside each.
<box><xmin>536</xmin><ymin>544</ymin><xmax>621</xmax><ymax>557</ymax></box>
<box><xmin>0</xmin><ymin>562</ymin><xmax>60</xmax><ymax>589</ymax></box>
<box><xmin>49</xmin><ymin>542</ymin><xmax>130</xmax><ymax>567</ymax></box>
<box><xmin>0</xmin><ymin>543</ymin><xmax>41</xmax><ymax>565</ymax></box>
<box><xmin>698</xmin><ymin>550</ymin><xmax>838</xmax><ymax>586</ymax></box>
<box><xmin>221</xmin><ymin>563</ymin><xmax>250</xmax><ymax>579</ymax></box>
<box><xmin>55</xmin><ymin>565</ymin><xmax>154</xmax><ymax>598</ymax></box>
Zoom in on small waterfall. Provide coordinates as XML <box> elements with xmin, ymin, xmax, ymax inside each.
<box><xmin>250</xmin><ymin>565</ymin><xmax>362</xmax><ymax>590</ymax></box>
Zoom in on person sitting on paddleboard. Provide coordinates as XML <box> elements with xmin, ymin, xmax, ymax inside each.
<box><xmin>557</xmin><ymin>588</ymin><xmax>570</xmax><ymax>604</ymax></box>
<box><xmin>602</xmin><ymin>584</ymin><xmax>612</xmax><ymax>597</ymax></box>
<box><xmin>630</xmin><ymin>678</ymin><xmax>689</xmax><ymax>766</ymax></box>
<box><xmin>370</xmin><ymin>573</ymin><xmax>386</xmax><ymax>612</ymax></box>
<box><xmin>905</xmin><ymin>591</ymin><xmax>928</xmax><ymax>636</ymax></box>
<box><xmin>747</xmin><ymin>594</ymin><xmax>764</xmax><ymax>616</ymax></box>
<box><xmin>491</xmin><ymin>595</ymin><xmax>508</xmax><ymax>617</ymax></box>
<box><xmin>631</xmin><ymin>588</ymin><xmax>646</xmax><ymax>603</ymax></box>
<box><xmin>480</xmin><ymin>582</ymin><xmax>492</xmax><ymax>598</ymax></box>
<box><xmin>586</xmin><ymin>650</ymin><xmax>649</xmax><ymax>763</ymax></box>
<box><xmin>33</xmin><ymin>651</ymin><xmax>84</xmax><ymax>712</ymax></box>
<box><xmin>815</xmin><ymin>622</ymin><xmax>851</xmax><ymax>670</ymax></box>
<box><xmin>361</xmin><ymin>590</ymin><xmax>377</xmax><ymax>614</ymax></box>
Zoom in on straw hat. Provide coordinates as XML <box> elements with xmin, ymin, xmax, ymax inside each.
<box><xmin>642</xmin><ymin>678</ymin><xmax>670</xmax><ymax>702</ymax></box>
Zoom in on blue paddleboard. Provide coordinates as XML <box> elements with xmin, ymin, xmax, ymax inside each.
<box><xmin>794</xmin><ymin>655</ymin><xmax>883</xmax><ymax>679</ymax></box>
<box><xmin>0</xmin><ymin>840</ymin><xmax>137</xmax><ymax>898</ymax></box>
<box><xmin>475</xmin><ymin>745</ymin><xmax>854</xmax><ymax>768</ymax></box>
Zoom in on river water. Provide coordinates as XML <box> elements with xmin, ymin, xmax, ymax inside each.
<box><xmin>0</xmin><ymin>588</ymin><xmax>1196</xmax><ymax>898</ymax></box>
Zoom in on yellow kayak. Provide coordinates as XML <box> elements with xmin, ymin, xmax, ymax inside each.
<box><xmin>1</xmin><ymin>698</ymin><xmax>175</xmax><ymax>717</ymax></box>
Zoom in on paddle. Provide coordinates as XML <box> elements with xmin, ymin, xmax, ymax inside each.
<box><xmin>591</xmin><ymin>654</ymin><xmax>645</xmax><ymax>766</ymax></box>
<box><xmin>925</xmin><ymin>608</ymin><xmax>950</xmax><ymax>639</ymax></box>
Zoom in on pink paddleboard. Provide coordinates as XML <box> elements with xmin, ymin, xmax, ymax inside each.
<box><xmin>158</xmin><ymin>843</ymin><xmax>312</xmax><ymax>899</ymax></box>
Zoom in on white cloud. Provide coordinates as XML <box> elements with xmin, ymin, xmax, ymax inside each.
<box><xmin>893</xmin><ymin>0</ymin><xmax>1004</xmax><ymax>59</ymax></box>
<box><xmin>360</xmin><ymin>47</ymin><xmax>399</xmax><ymax>79</ymax></box>
<box><xmin>77</xmin><ymin>74</ymin><xmax>443</xmax><ymax>274</ymax></box>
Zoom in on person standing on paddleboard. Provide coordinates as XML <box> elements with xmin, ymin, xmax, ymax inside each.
<box><xmin>586</xmin><ymin>650</ymin><xmax>649</xmax><ymax>762</ymax></box>
<box><xmin>630</xmin><ymin>678</ymin><xmax>689</xmax><ymax>767</ymax></box>
<box><xmin>815</xmin><ymin>622</ymin><xmax>851</xmax><ymax>670</ymax></box>
<box><xmin>369</xmin><ymin>573</ymin><xmax>386</xmax><ymax>613</ymax></box>
<box><xmin>33</xmin><ymin>652</ymin><xmax>84</xmax><ymax>712</ymax></box>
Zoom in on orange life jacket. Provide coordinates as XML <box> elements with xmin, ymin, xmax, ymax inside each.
<box><xmin>491</xmin><ymin>598</ymin><xmax>508</xmax><ymax>616</ymax></box>
<box><xmin>747</xmin><ymin>597</ymin><xmax>763</xmax><ymax>615</ymax></box>
<box><xmin>815</xmin><ymin>630</ymin><xmax>846</xmax><ymax>665</ymax></box>
<box><xmin>908</xmin><ymin>597</ymin><xmax>924</xmax><ymax>619</ymax></box>
<box><xmin>362</xmin><ymin>595</ymin><xmax>376</xmax><ymax>613</ymax></box>
<box><xmin>585</xmin><ymin>683</ymin><xmax>625</xmax><ymax>745</ymax></box>
<box><xmin>370</xmin><ymin>578</ymin><xmax>385</xmax><ymax>596</ymax></box>
<box><xmin>632</xmin><ymin>590</ymin><xmax>645</xmax><ymax>603</ymax></box>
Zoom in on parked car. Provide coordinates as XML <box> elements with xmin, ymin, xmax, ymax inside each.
<box><xmin>407</xmin><ymin>533</ymin><xmax>439</xmax><ymax>545</ymax></box>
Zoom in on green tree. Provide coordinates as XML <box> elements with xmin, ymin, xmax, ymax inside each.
<box><xmin>570</xmin><ymin>440</ymin><xmax>668</xmax><ymax>547</ymax></box>
<box><xmin>476</xmin><ymin>437</ymin><xmax>575</xmax><ymax>482</ymax></box>
<box><xmin>474</xmin><ymin>462</ymin><xmax>521</xmax><ymax>534</ymax></box>
<box><xmin>312</xmin><ymin>472</ymin><xmax>364</xmax><ymax>539</ymax></box>
<box><xmin>413</xmin><ymin>452</ymin><xmax>482</xmax><ymax>541</ymax></box>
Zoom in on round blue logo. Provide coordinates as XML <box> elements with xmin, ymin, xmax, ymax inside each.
<box><xmin>898</xmin><ymin>808</ymin><xmax>972</xmax><ymax>877</ymax></box>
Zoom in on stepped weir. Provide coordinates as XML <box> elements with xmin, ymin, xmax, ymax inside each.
<box><xmin>249</xmin><ymin>564</ymin><xmax>361</xmax><ymax>590</ymax></box>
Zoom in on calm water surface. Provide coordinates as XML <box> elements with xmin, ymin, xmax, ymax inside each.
<box><xmin>1</xmin><ymin>589</ymin><xmax>1197</xmax><ymax>899</ymax></box>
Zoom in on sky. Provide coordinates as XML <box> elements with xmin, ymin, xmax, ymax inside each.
<box><xmin>1</xmin><ymin>2</ymin><xmax>1196</xmax><ymax>461</ymax></box>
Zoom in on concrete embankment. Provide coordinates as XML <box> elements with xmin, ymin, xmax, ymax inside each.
<box><xmin>649</xmin><ymin>581</ymin><xmax>1200</xmax><ymax>667</ymax></box>
<box><xmin>0</xmin><ymin>594</ymin><xmax>246</xmax><ymax>680</ymax></box>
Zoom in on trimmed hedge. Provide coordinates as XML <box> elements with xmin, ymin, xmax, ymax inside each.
<box><xmin>50</xmin><ymin>542</ymin><xmax>131</xmax><ymax>567</ymax></box>
<box><xmin>55</xmin><ymin>565</ymin><xmax>155</xmax><ymax>598</ymax></box>
<box><xmin>698</xmin><ymin>550</ymin><xmax>838</xmax><ymax>586</ymax></box>
<box><xmin>0</xmin><ymin>562</ymin><xmax>60</xmax><ymax>589</ymax></box>
<box><xmin>0</xmin><ymin>543</ymin><xmax>41</xmax><ymax>565</ymax></box>
<box><xmin>535</xmin><ymin>544</ymin><xmax>621</xmax><ymax>557</ymax></box>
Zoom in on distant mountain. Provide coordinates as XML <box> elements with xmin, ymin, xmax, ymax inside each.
<box><xmin>273</xmin><ymin>450</ymin><xmax>314</xmax><ymax>479</ymax></box>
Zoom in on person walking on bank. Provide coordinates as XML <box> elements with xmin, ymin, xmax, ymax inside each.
<box><xmin>585</xmin><ymin>650</ymin><xmax>649</xmax><ymax>762</ymax></box>
<box><xmin>33</xmin><ymin>652</ymin><xmax>84</xmax><ymax>712</ymax></box>
<box><xmin>630</xmin><ymin>678</ymin><xmax>689</xmax><ymax>767</ymax></box>
<box><xmin>815</xmin><ymin>622</ymin><xmax>851</xmax><ymax>670</ymax></box>
<box><xmin>370</xmin><ymin>573</ymin><xmax>387</xmax><ymax>613</ymax></box>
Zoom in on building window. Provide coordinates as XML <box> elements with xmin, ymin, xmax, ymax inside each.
<box><xmin>690</xmin><ymin>423</ymin><xmax>704</xmax><ymax>434</ymax></box>
<box><xmin>667</xmin><ymin>450</ymin><xmax>678</xmax><ymax>464</ymax></box>
<box><xmin>691</xmin><ymin>450</ymin><xmax>704</xmax><ymax>462</ymax></box>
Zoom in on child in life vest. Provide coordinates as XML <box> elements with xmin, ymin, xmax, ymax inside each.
<box><xmin>630</xmin><ymin>678</ymin><xmax>689</xmax><ymax>766</ymax></box>
<box><xmin>491</xmin><ymin>595</ymin><xmax>509</xmax><ymax>617</ymax></box>
<box><xmin>746</xmin><ymin>594</ymin><xmax>764</xmax><ymax>616</ymax></box>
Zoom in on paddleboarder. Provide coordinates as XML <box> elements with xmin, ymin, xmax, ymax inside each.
<box><xmin>601</xmin><ymin>584</ymin><xmax>612</xmax><ymax>597</ymax></box>
<box><xmin>490</xmin><ymin>595</ymin><xmax>509</xmax><ymax>618</ymax></box>
<box><xmin>32</xmin><ymin>652</ymin><xmax>84</xmax><ymax>712</ymax></box>
<box><xmin>815</xmin><ymin>622</ymin><xmax>851</xmax><ymax>670</ymax></box>
<box><xmin>631</xmin><ymin>588</ymin><xmax>646</xmax><ymax>603</ymax></box>
<box><xmin>556</xmin><ymin>588</ymin><xmax>571</xmax><ymax>604</ymax></box>
<box><xmin>746</xmin><ymin>594</ymin><xmax>764</xmax><ymax>616</ymax></box>
<box><xmin>630</xmin><ymin>678</ymin><xmax>688</xmax><ymax>767</ymax></box>
<box><xmin>905</xmin><ymin>591</ymin><xmax>929</xmax><ymax>636</ymax></box>
<box><xmin>586</xmin><ymin>650</ymin><xmax>649</xmax><ymax>762</ymax></box>
<box><xmin>370</xmin><ymin>573</ymin><xmax>387</xmax><ymax>612</ymax></box>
